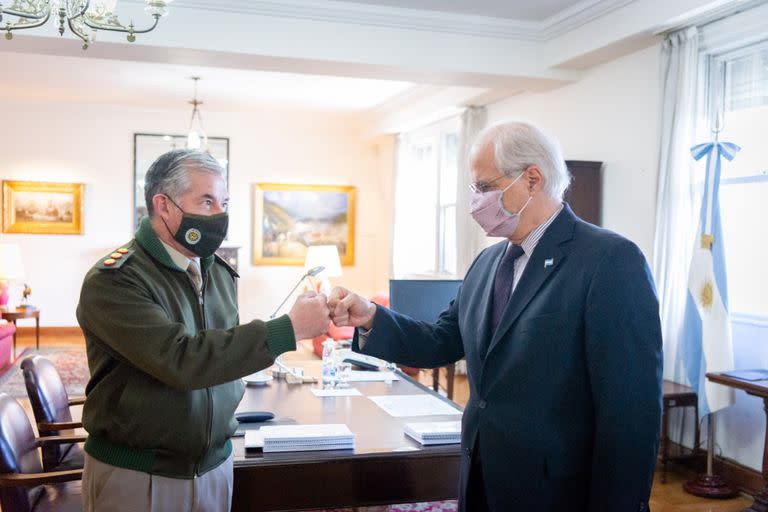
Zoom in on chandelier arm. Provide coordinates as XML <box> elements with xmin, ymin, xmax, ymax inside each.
<box><xmin>67</xmin><ymin>17</ymin><xmax>90</xmax><ymax>44</ymax></box>
<box><xmin>196</xmin><ymin>109</ymin><xmax>206</xmax><ymax>138</ymax></box>
<box><xmin>2</xmin><ymin>4</ymin><xmax>51</xmax><ymax>20</ymax></box>
<box><xmin>3</xmin><ymin>9</ymin><xmax>51</xmax><ymax>31</ymax></box>
<box><xmin>83</xmin><ymin>13</ymin><xmax>159</xmax><ymax>34</ymax></box>
<box><xmin>189</xmin><ymin>105</ymin><xmax>199</xmax><ymax>130</ymax></box>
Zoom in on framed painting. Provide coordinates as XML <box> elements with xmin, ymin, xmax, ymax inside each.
<box><xmin>133</xmin><ymin>133</ymin><xmax>230</xmax><ymax>230</ymax></box>
<box><xmin>2</xmin><ymin>181</ymin><xmax>84</xmax><ymax>235</ymax></box>
<box><xmin>253</xmin><ymin>183</ymin><xmax>356</xmax><ymax>266</ymax></box>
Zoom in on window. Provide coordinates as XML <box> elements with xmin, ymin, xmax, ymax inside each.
<box><xmin>707</xmin><ymin>41</ymin><xmax>768</xmax><ymax>317</ymax></box>
<box><xmin>392</xmin><ymin>118</ymin><xmax>459</xmax><ymax>277</ymax></box>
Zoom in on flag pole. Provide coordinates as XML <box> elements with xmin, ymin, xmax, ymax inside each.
<box><xmin>683</xmin><ymin>412</ymin><xmax>738</xmax><ymax>498</ymax></box>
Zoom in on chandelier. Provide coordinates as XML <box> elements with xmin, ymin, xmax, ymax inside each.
<box><xmin>186</xmin><ymin>76</ymin><xmax>208</xmax><ymax>151</ymax></box>
<box><xmin>1</xmin><ymin>0</ymin><xmax>173</xmax><ymax>49</ymax></box>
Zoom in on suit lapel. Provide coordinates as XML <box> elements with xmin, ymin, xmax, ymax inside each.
<box><xmin>485</xmin><ymin>205</ymin><xmax>577</xmax><ymax>357</ymax></box>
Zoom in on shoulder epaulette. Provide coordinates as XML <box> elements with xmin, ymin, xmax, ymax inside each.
<box><xmin>214</xmin><ymin>253</ymin><xmax>240</xmax><ymax>278</ymax></box>
<box><xmin>96</xmin><ymin>247</ymin><xmax>134</xmax><ymax>270</ymax></box>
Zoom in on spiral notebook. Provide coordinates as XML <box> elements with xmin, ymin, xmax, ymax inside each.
<box><xmin>404</xmin><ymin>421</ymin><xmax>461</xmax><ymax>445</ymax></box>
<box><xmin>248</xmin><ymin>424</ymin><xmax>356</xmax><ymax>453</ymax></box>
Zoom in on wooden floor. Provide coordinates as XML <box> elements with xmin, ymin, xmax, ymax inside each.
<box><xmin>6</xmin><ymin>332</ymin><xmax>756</xmax><ymax>511</ymax></box>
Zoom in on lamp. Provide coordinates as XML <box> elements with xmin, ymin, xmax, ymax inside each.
<box><xmin>0</xmin><ymin>243</ymin><xmax>25</xmax><ymax>312</ymax></box>
<box><xmin>1</xmin><ymin>1</ymin><xmax>173</xmax><ymax>50</ymax></box>
<box><xmin>304</xmin><ymin>245</ymin><xmax>342</xmax><ymax>294</ymax></box>
<box><xmin>186</xmin><ymin>76</ymin><xmax>208</xmax><ymax>152</ymax></box>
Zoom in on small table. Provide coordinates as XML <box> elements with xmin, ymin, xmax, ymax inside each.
<box><xmin>707</xmin><ymin>372</ymin><xmax>768</xmax><ymax>512</ymax></box>
<box><xmin>661</xmin><ymin>380</ymin><xmax>699</xmax><ymax>483</ymax></box>
<box><xmin>1</xmin><ymin>308</ymin><xmax>40</xmax><ymax>357</ymax></box>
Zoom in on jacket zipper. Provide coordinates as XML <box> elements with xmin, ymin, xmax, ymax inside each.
<box><xmin>190</xmin><ymin>268</ymin><xmax>213</xmax><ymax>477</ymax></box>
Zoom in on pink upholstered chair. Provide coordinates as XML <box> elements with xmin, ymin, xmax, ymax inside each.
<box><xmin>0</xmin><ymin>322</ymin><xmax>16</xmax><ymax>370</ymax></box>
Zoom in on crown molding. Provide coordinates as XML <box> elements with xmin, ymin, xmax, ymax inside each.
<box><xmin>130</xmin><ymin>0</ymin><xmax>636</xmax><ymax>41</ymax></box>
<box><xmin>540</xmin><ymin>0</ymin><xmax>636</xmax><ymax>38</ymax></box>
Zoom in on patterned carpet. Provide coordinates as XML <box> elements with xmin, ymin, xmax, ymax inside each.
<box><xmin>0</xmin><ymin>346</ymin><xmax>89</xmax><ymax>398</ymax></box>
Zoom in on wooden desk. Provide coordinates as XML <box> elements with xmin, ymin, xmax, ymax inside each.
<box><xmin>232</xmin><ymin>360</ymin><xmax>462</xmax><ymax>511</ymax></box>
<box><xmin>1</xmin><ymin>308</ymin><xmax>40</xmax><ymax>356</ymax></box>
<box><xmin>707</xmin><ymin>372</ymin><xmax>768</xmax><ymax>512</ymax></box>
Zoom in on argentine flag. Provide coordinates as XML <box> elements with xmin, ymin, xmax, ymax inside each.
<box><xmin>679</xmin><ymin>141</ymin><xmax>739</xmax><ymax>418</ymax></box>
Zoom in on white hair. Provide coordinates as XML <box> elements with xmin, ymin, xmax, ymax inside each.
<box><xmin>470</xmin><ymin>121</ymin><xmax>571</xmax><ymax>200</ymax></box>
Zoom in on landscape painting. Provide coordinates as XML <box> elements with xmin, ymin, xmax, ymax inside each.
<box><xmin>253</xmin><ymin>183</ymin><xmax>355</xmax><ymax>266</ymax></box>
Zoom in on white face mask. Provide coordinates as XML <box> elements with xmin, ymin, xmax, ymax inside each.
<box><xmin>469</xmin><ymin>173</ymin><xmax>532</xmax><ymax>238</ymax></box>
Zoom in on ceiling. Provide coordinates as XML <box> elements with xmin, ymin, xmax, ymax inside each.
<box><xmin>0</xmin><ymin>50</ymin><xmax>415</xmax><ymax>112</ymax></box>
<box><xmin>0</xmin><ymin>0</ymin><xmax>729</xmax><ymax>128</ymax></box>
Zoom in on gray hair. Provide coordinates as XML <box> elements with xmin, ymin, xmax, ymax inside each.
<box><xmin>470</xmin><ymin>121</ymin><xmax>571</xmax><ymax>200</ymax></box>
<box><xmin>144</xmin><ymin>149</ymin><xmax>225</xmax><ymax>216</ymax></box>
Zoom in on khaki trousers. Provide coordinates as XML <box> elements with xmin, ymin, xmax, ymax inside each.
<box><xmin>83</xmin><ymin>453</ymin><xmax>233</xmax><ymax>512</ymax></box>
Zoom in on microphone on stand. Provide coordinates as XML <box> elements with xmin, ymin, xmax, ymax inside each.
<box><xmin>270</xmin><ymin>265</ymin><xmax>325</xmax><ymax>319</ymax></box>
<box><xmin>268</xmin><ymin>265</ymin><xmax>326</xmax><ymax>383</ymax></box>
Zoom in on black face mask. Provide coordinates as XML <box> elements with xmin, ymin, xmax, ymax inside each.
<box><xmin>163</xmin><ymin>197</ymin><xmax>229</xmax><ymax>258</ymax></box>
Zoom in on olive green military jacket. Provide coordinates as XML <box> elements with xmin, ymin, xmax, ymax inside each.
<box><xmin>76</xmin><ymin>218</ymin><xmax>295</xmax><ymax>478</ymax></box>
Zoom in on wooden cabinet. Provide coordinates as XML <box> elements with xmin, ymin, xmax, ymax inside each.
<box><xmin>564</xmin><ymin>160</ymin><xmax>602</xmax><ymax>226</ymax></box>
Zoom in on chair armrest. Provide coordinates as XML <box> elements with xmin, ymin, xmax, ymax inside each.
<box><xmin>0</xmin><ymin>468</ymin><xmax>82</xmax><ymax>487</ymax></box>
<box><xmin>38</xmin><ymin>420</ymin><xmax>83</xmax><ymax>432</ymax></box>
<box><xmin>36</xmin><ymin>434</ymin><xmax>87</xmax><ymax>446</ymax></box>
<box><xmin>68</xmin><ymin>396</ymin><xmax>86</xmax><ymax>406</ymax></box>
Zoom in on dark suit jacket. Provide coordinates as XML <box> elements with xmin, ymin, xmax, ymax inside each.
<box><xmin>355</xmin><ymin>205</ymin><xmax>662</xmax><ymax>512</ymax></box>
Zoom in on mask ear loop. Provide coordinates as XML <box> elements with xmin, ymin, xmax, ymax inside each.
<box><xmin>159</xmin><ymin>194</ymin><xmax>183</xmax><ymax>239</ymax></box>
<box><xmin>498</xmin><ymin>173</ymin><xmax>530</xmax><ymax>217</ymax></box>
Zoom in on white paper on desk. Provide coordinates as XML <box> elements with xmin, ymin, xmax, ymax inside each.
<box><xmin>310</xmin><ymin>388</ymin><xmax>363</xmax><ymax>397</ymax></box>
<box><xmin>346</xmin><ymin>371</ymin><xmax>399</xmax><ymax>382</ymax></box>
<box><xmin>368</xmin><ymin>394</ymin><xmax>462</xmax><ymax>417</ymax></box>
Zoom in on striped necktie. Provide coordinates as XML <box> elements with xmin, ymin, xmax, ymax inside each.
<box><xmin>491</xmin><ymin>244</ymin><xmax>525</xmax><ymax>332</ymax></box>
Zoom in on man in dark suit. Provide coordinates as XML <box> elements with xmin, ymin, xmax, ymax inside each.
<box><xmin>328</xmin><ymin>121</ymin><xmax>662</xmax><ymax>512</ymax></box>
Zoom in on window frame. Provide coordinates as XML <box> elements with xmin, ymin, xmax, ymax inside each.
<box><xmin>701</xmin><ymin>38</ymin><xmax>768</xmax><ymax>319</ymax></box>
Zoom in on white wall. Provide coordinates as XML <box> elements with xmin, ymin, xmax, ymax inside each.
<box><xmin>486</xmin><ymin>44</ymin><xmax>662</xmax><ymax>259</ymax></box>
<box><xmin>0</xmin><ymin>100</ymin><xmax>393</xmax><ymax>326</ymax></box>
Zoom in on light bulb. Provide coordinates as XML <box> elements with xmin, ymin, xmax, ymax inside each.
<box><xmin>187</xmin><ymin>131</ymin><xmax>201</xmax><ymax>150</ymax></box>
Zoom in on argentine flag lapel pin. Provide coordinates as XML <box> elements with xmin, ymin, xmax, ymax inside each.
<box><xmin>544</xmin><ymin>258</ymin><xmax>554</xmax><ymax>269</ymax></box>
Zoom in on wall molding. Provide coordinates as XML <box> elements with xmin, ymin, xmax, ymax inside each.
<box><xmin>122</xmin><ymin>0</ymin><xmax>634</xmax><ymax>41</ymax></box>
<box><xmin>15</xmin><ymin>326</ymin><xmax>84</xmax><ymax>339</ymax></box>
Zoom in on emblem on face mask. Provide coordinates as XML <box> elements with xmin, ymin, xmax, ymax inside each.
<box><xmin>185</xmin><ymin>228</ymin><xmax>202</xmax><ymax>245</ymax></box>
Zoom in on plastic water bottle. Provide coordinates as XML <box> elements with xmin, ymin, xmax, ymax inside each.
<box><xmin>321</xmin><ymin>339</ymin><xmax>337</xmax><ymax>389</ymax></box>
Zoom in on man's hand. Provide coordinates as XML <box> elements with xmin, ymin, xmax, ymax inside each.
<box><xmin>327</xmin><ymin>286</ymin><xmax>377</xmax><ymax>330</ymax></box>
<box><xmin>287</xmin><ymin>292</ymin><xmax>330</xmax><ymax>340</ymax></box>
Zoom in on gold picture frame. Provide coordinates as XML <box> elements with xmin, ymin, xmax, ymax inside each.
<box><xmin>2</xmin><ymin>181</ymin><xmax>84</xmax><ymax>235</ymax></box>
<box><xmin>253</xmin><ymin>183</ymin><xmax>356</xmax><ymax>266</ymax></box>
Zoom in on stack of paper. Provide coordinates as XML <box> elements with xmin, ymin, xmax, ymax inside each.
<box><xmin>368</xmin><ymin>395</ymin><xmax>462</xmax><ymax>417</ymax></box>
<box><xmin>404</xmin><ymin>421</ymin><xmax>461</xmax><ymax>445</ymax></box>
<box><xmin>252</xmin><ymin>424</ymin><xmax>356</xmax><ymax>452</ymax></box>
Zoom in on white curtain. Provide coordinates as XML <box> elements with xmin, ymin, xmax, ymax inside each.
<box><xmin>455</xmin><ymin>106</ymin><xmax>487</xmax><ymax>276</ymax></box>
<box><xmin>652</xmin><ymin>27</ymin><xmax>701</xmax><ymax>383</ymax></box>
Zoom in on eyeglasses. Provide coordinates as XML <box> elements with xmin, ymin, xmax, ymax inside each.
<box><xmin>470</xmin><ymin>174</ymin><xmax>507</xmax><ymax>194</ymax></box>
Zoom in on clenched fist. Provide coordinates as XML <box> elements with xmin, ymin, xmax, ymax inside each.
<box><xmin>327</xmin><ymin>286</ymin><xmax>377</xmax><ymax>330</ymax></box>
<box><xmin>288</xmin><ymin>292</ymin><xmax>330</xmax><ymax>340</ymax></box>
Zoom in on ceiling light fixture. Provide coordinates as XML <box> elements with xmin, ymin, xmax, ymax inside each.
<box><xmin>186</xmin><ymin>76</ymin><xmax>208</xmax><ymax>152</ymax></box>
<box><xmin>1</xmin><ymin>0</ymin><xmax>173</xmax><ymax>50</ymax></box>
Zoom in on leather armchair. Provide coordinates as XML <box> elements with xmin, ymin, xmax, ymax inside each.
<box><xmin>0</xmin><ymin>393</ymin><xmax>84</xmax><ymax>512</ymax></box>
<box><xmin>21</xmin><ymin>356</ymin><xmax>85</xmax><ymax>472</ymax></box>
